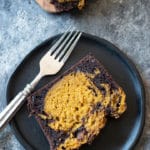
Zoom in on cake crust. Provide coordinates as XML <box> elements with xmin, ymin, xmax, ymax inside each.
<box><xmin>36</xmin><ymin>0</ymin><xmax>58</xmax><ymax>13</ymax></box>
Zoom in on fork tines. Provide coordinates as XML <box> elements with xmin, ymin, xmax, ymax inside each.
<box><xmin>50</xmin><ymin>31</ymin><xmax>82</xmax><ymax>63</ymax></box>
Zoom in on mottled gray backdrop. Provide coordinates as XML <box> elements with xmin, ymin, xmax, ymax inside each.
<box><xmin>0</xmin><ymin>0</ymin><xmax>150</xmax><ymax>149</ymax></box>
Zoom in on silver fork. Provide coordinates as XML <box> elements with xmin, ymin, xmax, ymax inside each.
<box><xmin>0</xmin><ymin>31</ymin><xmax>82</xmax><ymax>130</ymax></box>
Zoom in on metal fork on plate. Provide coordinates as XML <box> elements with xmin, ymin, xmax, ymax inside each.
<box><xmin>0</xmin><ymin>30</ymin><xmax>82</xmax><ymax>130</ymax></box>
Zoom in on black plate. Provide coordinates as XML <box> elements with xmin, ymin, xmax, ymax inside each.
<box><xmin>7</xmin><ymin>33</ymin><xmax>145</xmax><ymax>150</ymax></box>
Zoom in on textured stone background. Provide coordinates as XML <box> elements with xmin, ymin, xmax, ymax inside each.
<box><xmin>0</xmin><ymin>0</ymin><xmax>150</xmax><ymax>149</ymax></box>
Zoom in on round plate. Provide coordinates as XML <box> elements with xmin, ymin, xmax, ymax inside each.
<box><xmin>7</xmin><ymin>33</ymin><xmax>145</xmax><ymax>150</ymax></box>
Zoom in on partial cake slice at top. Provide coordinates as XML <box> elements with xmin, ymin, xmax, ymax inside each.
<box><xmin>28</xmin><ymin>54</ymin><xmax>126</xmax><ymax>150</ymax></box>
<box><xmin>36</xmin><ymin>0</ymin><xmax>85</xmax><ymax>13</ymax></box>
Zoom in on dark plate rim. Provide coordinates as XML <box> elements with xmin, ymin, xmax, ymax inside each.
<box><xmin>7</xmin><ymin>32</ymin><xmax>145</xmax><ymax>150</ymax></box>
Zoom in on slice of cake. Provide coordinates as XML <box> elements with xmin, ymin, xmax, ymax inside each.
<box><xmin>36</xmin><ymin>0</ymin><xmax>85</xmax><ymax>13</ymax></box>
<box><xmin>28</xmin><ymin>54</ymin><xmax>126</xmax><ymax>150</ymax></box>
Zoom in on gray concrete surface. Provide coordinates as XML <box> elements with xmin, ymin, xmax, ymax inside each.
<box><xmin>0</xmin><ymin>0</ymin><xmax>150</xmax><ymax>149</ymax></box>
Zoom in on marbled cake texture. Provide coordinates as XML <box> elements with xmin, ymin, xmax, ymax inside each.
<box><xmin>28</xmin><ymin>54</ymin><xmax>126</xmax><ymax>150</ymax></box>
<box><xmin>0</xmin><ymin>0</ymin><xmax>150</xmax><ymax>150</ymax></box>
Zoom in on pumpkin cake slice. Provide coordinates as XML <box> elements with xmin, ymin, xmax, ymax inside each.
<box><xmin>36</xmin><ymin>0</ymin><xmax>85</xmax><ymax>13</ymax></box>
<box><xmin>28</xmin><ymin>54</ymin><xmax>126</xmax><ymax>150</ymax></box>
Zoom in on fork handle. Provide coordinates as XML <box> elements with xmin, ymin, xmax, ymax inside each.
<box><xmin>0</xmin><ymin>73</ymin><xmax>42</xmax><ymax>131</ymax></box>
